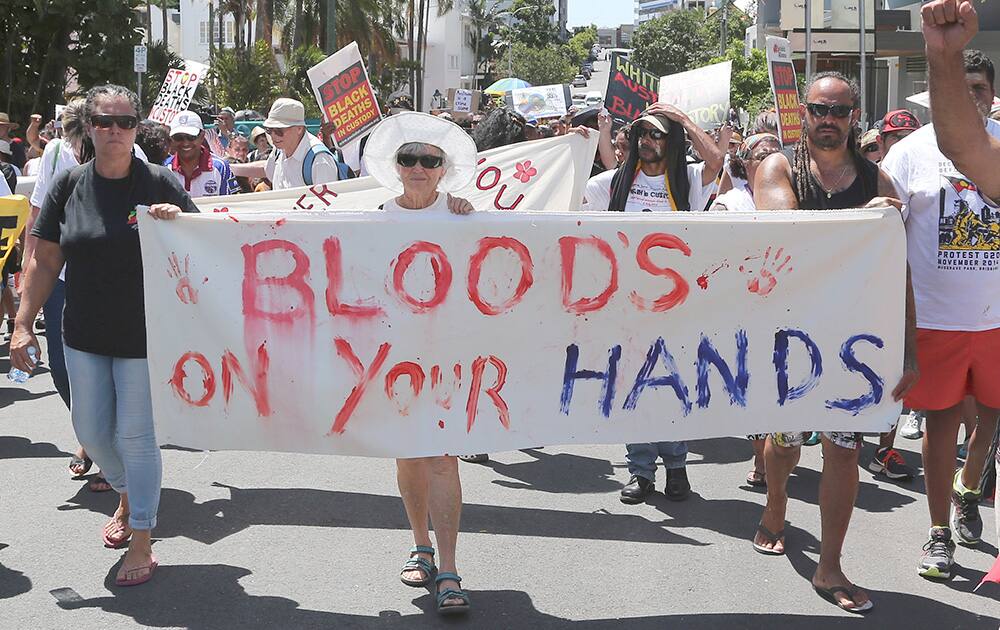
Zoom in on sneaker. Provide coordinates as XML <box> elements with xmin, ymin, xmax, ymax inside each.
<box><xmin>899</xmin><ymin>411</ymin><xmax>924</xmax><ymax>440</ymax></box>
<box><xmin>458</xmin><ymin>454</ymin><xmax>489</xmax><ymax>464</ymax></box>
<box><xmin>620</xmin><ymin>475</ymin><xmax>654</xmax><ymax>504</ymax></box>
<box><xmin>950</xmin><ymin>470</ymin><xmax>983</xmax><ymax>545</ymax></box>
<box><xmin>919</xmin><ymin>527</ymin><xmax>955</xmax><ymax>579</ymax></box>
<box><xmin>664</xmin><ymin>467</ymin><xmax>691</xmax><ymax>501</ymax></box>
<box><xmin>868</xmin><ymin>447</ymin><xmax>915</xmax><ymax>480</ymax></box>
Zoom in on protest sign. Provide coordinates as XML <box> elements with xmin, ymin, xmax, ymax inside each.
<box><xmin>658</xmin><ymin>61</ymin><xmax>732</xmax><ymax>130</ymax></box>
<box><xmin>196</xmin><ymin>133</ymin><xmax>597</xmax><ymax>215</ymax></box>
<box><xmin>507</xmin><ymin>84</ymin><xmax>570</xmax><ymax>121</ymax></box>
<box><xmin>0</xmin><ymin>196</ymin><xmax>30</xmax><ymax>271</ymax></box>
<box><xmin>140</xmin><ymin>201</ymin><xmax>906</xmax><ymax>457</ymax></box>
<box><xmin>308</xmin><ymin>42</ymin><xmax>382</xmax><ymax>148</ymax></box>
<box><xmin>452</xmin><ymin>89</ymin><xmax>474</xmax><ymax>113</ymax></box>
<box><xmin>604</xmin><ymin>54</ymin><xmax>659</xmax><ymax>129</ymax></box>
<box><xmin>148</xmin><ymin>60</ymin><xmax>208</xmax><ymax>126</ymax></box>
<box><xmin>766</xmin><ymin>37</ymin><xmax>802</xmax><ymax>146</ymax></box>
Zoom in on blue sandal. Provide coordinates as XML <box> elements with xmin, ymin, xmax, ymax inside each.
<box><xmin>435</xmin><ymin>572</ymin><xmax>470</xmax><ymax>615</ymax></box>
<box><xmin>400</xmin><ymin>545</ymin><xmax>436</xmax><ymax>587</ymax></box>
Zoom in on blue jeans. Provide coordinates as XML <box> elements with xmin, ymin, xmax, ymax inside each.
<box><xmin>625</xmin><ymin>441</ymin><xmax>688</xmax><ymax>481</ymax></box>
<box><xmin>63</xmin><ymin>345</ymin><xmax>161</xmax><ymax>530</ymax></box>
<box><xmin>42</xmin><ymin>279</ymin><xmax>70</xmax><ymax>408</ymax></box>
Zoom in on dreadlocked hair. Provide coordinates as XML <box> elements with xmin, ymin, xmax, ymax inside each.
<box><xmin>609</xmin><ymin>117</ymin><xmax>691</xmax><ymax>211</ymax></box>
<box><xmin>470</xmin><ymin>108</ymin><xmax>526</xmax><ymax>151</ymax></box>
<box><xmin>792</xmin><ymin>71</ymin><xmax>875</xmax><ymax>208</ymax></box>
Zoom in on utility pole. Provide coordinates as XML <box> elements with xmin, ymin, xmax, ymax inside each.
<box><xmin>860</xmin><ymin>0</ymin><xmax>867</xmax><ymax>127</ymax></box>
<box><xmin>325</xmin><ymin>0</ymin><xmax>337</xmax><ymax>54</ymax></box>
<box><xmin>720</xmin><ymin>0</ymin><xmax>728</xmax><ymax>56</ymax></box>
<box><xmin>805</xmin><ymin>0</ymin><xmax>812</xmax><ymax>83</ymax></box>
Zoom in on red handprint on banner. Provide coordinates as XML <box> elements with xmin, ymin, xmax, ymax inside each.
<box><xmin>167</xmin><ymin>252</ymin><xmax>203</xmax><ymax>305</ymax></box>
<box><xmin>740</xmin><ymin>246</ymin><xmax>793</xmax><ymax>297</ymax></box>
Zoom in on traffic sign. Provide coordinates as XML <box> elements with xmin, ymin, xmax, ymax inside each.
<box><xmin>134</xmin><ymin>45</ymin><xmax>148</xmax><ymax>73</ymax></box>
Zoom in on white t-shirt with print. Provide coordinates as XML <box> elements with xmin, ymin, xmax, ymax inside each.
<box><xmin>581</xmin><ymin>162</ymin><xmax>716</xmax><ymax>212</ymax></box>
<box><xmin>710</xmin><ymin>180</ymin><xmax>756</xmax><ymax>212</ymax></box>
<box><xmin>881</xmin><ymin>119</ymin><xmax>1000</xmax><ymax>331</ymax></box>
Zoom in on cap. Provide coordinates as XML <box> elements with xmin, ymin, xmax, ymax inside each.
<box><xmin>217</xmin><ymin>107</ymin><xmax>236</xmax><ymax>117</ymax></box>
<box><xmin>634</xmin><ymin>113</ymin><xmax>670</xmax><ymax>134</ymax></box>
<box><xmin>860</xmin><ymin>128</ymin><xmax>880</xmax><ymax>149</ymax></box>
<box><xmin>264</xmin><ymin>98</ymin><xmax>306</xmax><ymax>129</ymax></box>
<box><xmin>881</xmin><ymin>109</ymin><xmax>921</xmax><ymax>134</ymax></box>
<box><xmin>388</xmin><ymin>95</ymin><xmax>415</xmax><ymax>112</ymax></box>
<box><xmin>0</xmin><ymin>113</ymin><xmax>18</xmax><ymax>130</ymax></box>
<box><xmin>169</xmin><ymin>110</ymin><xmax>204</xmax><ymax>137</ymax></box>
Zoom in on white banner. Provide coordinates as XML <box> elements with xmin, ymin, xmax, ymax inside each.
<box><xmin>140</xmin><ymin>205</ymin><xmax>907</xmax><ymax>458</ymax></box>
<box><xmin>193</xmin><ymin>134</ymin><xmax>598</xmax><ymax>214</ymax></box>
<box><xmin>149</xmin><ymin>61</ymin><xmax>208</xmax><ymax>125</ymax></box>
<box><xmin>658</xmin><ymin>61</ymin><xmax>732</xmax><ymax>130</ymax></box>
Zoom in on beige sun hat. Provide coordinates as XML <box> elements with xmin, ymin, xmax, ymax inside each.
<box><xmin>362</xmin><ymin>111</ymin><xmax>477</xmax><ymax>193</ymax></box>
<box><xmin>264</xmin><ymin>98</ymin><xmax>306</xmax><ymax>129</ymax></box>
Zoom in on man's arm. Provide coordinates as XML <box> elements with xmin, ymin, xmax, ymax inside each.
<box><xmin>752</xmin><ymin>153</ymin><xmax>798</xmax><ymax>210</ymax></box>
<box><xmin>923</xmin><ymin>0</ymin><xmax>1000</xmax><ymax>200</ymax></box>
<box><xmin>596</xmin><ymin>110</ymin><xmax>617</xmax><ymax>170</ymax></box>
<box><xmin>230</xmin><ymin>160</ymin><xmax>267</xmax><ymax>179</ymax></box>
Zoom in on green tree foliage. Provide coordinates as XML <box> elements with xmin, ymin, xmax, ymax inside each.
<box><xmin>507</xmin><ymin>0</ymin><xmax>557</xmax><ymax>49</ymax></box>
<box><xmin>561</xmin><ymin>27</ymin><xmax>597</xmax><ymax>67</ymax></box>
<box><xmin>279</xmin><ymin>44</ymin><xmax>327</xmax><ymax>118</ymax></box>
<box><xmin>499</xmin><ymin>43</ymin><xmax>576</xmax><ymax>86</ymax></box>
<box><xmin>709</xmin><ymin>44</ymin><xmax>773</xmax><ymax>119</ymax></box>
<box><xmin>1</xmin><ymin>0</ymin><xmax>144</xmax><ymax>121</ymax></box>
<box><xmin>630</xmin><ymin>7</ymin><xmax>751</xmax><ymax>77</ymax></box>
<box><xmin>210</xmin><ymin>40</ymin><xmax>281</xmax><ymax>113</ymax></box>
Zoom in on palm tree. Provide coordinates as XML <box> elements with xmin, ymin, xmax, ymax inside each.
<box><xmin>466</xmin><ymin>0</ymin><xmax>503</xmax><ymax>90</ymax></box>
<box><xmin>161</xmin><ymin>0</ymin><xmax>169</xmax><ymax>49</ymax></box>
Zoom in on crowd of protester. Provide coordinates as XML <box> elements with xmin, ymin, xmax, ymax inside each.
<box><xmin>0</xmin><ymin>0</ymin><xmax>998</xmax><ymax>616</ymax></box>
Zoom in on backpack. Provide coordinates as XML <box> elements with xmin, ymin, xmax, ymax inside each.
<box><xmin>301</xmin><ymin>143</ymin><xmax>353</xmax><ymax>185</ymax></box>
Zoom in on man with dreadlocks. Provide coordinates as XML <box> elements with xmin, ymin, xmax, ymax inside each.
<box><xmin>752</xmin><ymin>72</ymin><xmax>919</xmax><ymax>614</ymax></box>
<box><xmin>583</xmin><ymin>102</ymin><xmax>724</xmax><ymax>504</ymax></box>
<box><xmin>888</xmin><ymin>0</ymin><xmax>1000</xmax><ymax>583</ymax></box>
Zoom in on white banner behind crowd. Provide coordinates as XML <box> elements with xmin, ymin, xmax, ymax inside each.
<box><xmin>140</xmin><ymin>206</ymin><xmax>907</xmax><ymax>458</ymax></box>
<box><xmin>194</xmin><ymin>133</ymin><xmax>598</xmax><ymax>214</ymax></box>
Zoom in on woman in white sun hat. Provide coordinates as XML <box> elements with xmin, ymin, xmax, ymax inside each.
<box><xmin>362</xmin><ymin>111</ymin><xmax>475</xmax><ymax>615</ymax></box>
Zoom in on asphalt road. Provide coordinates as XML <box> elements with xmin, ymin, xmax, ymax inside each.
<box><xmin>2</xmin><ymin>333</ymin><xmax>999</xmax><ymax>629</ymax></box>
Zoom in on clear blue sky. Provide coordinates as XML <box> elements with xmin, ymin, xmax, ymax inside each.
<box><xmin>567</xmin><ymin>0</ymin><xmax>634</xmax><ymax>28</ymax></box>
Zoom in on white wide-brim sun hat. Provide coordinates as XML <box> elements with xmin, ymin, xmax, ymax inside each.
<box><xmin>362</xmin><ymin>111</ymin><xmax>477</xmax><ymax>193</ymax></box>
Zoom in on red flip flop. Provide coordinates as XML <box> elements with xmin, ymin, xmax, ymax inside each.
<box><xmin>115</xmin><ymin>557</ymin><xmax>158</xmax><ymax>587</ymax></box>
<box><xmin>102</xmin><ymin>520</ymin><xmax>132</xmax><ymax>549</ymax></box>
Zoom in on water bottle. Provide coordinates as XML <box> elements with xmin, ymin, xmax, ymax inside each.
<box><xmin>7</xmin><ymin>347</ymin><xmax>37</xmax><ymax>384</ymax></box>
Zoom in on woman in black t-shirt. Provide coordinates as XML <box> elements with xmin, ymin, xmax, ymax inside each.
<box><xmin>10</xmin><ymin>85</ymin><xmax>198</xmax><ymax>588</ymax></box>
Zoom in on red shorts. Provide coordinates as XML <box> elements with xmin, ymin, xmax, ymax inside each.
<box><xmin>904</xmin><ymin>328</ymin><xmax>1000</xmax><ymax>411</ymax></box>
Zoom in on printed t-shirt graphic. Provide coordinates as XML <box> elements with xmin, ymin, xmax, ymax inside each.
<box><xmin>881</xmin><ymin>119</ymin><xmax>1000</xmax><ymax>331</ymax></box>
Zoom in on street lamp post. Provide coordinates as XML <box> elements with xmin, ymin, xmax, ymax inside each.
<box><xmin>499</xmin><ymin>5</ymin><xmax>534</xmax><ymax>79</ymax></box>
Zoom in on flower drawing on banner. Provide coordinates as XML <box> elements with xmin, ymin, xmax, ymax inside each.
<box><xmin>513</xmin><ymin>160</ymin><xmax>538</xmax><ymax>184</ymax></box>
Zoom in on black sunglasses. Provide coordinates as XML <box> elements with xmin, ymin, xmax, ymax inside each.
<box><xmin>90</xmin><ymin>114</ymin><xmax>139</xmax><ymax>130</ymax></box>
<box><xmin>805</xmin><ymin>103</ymin><xmax>854</xmax><ymax>119</ymax></box>
<box><xmin>630</xmin><ymin>126</ymin><xmax>667</xmax><ymax>141</ymax></box>
<box><xmin>396</xmin><ymin>154</ymin><xmax>444</xmax><ymax>169</ymax></box>
<box><xmin>862</xmin><ymin>145</ymin><xmax>880</xmax><ymax>154</ymax></box>
<box><xmin>172</xmin><ymin>133</ymin><xmax>200</xmax><ymax>143</ymax></box>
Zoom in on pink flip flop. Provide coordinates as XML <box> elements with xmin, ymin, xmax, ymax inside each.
<box><xmin>102</xmin><ymin>520</ymin><xmax>132</xmax><ymax>549</ymax></box>
<box><xmin>115</xmin><ymin>557</ymin><xmax>158</xmax><ymax>587</ymax></box>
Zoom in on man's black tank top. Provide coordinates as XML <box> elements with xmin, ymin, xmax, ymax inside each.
<box><xmin>792</xmin><ymin>158</ymin><xmax>879</xmax><ymax>209</ymax></box>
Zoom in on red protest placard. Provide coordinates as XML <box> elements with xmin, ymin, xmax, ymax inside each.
<box><xmin>766</xmin><ymin>37</ymin><xmax>802</xmax><ymax>146</ymax></box>
<box><xmin>308</xmin><ymin>42</ymin><xmax>383</xmax><ymax>147</ymax></box>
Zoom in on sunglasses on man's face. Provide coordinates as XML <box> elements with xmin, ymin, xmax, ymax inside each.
<box><xmin>630</xmin><ymin>126</ymin><xmax>667</xmax><ymax>141</ymax></box>
<box><xmin>90</xmin><ymin>114</ymin><xmax>139</xmax><ymax>130</ymax></box>
<box><xmin>265</xmin><ymin>127</ymin><xmax>287</xmax><ymax>137</ymax></box>
<box><xmin>172</xmin><ymin>134</ymin><xmax>199</xmax><ymax>143</ymax></box>
<box><xmin>396</xmin><ymin>154</ymin><xmax>444</xmax><ymax>169</ymax></box>
<box><xmin>805</xmin><ymin>103</ymin><xmax>854</xmax><ymax>119</ymax></box>
<box><xmin>862</xmin><ymin>144</ymin><xmax>880</xmax><ymax>154</ymax></box>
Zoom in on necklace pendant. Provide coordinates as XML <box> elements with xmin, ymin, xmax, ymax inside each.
<box><xmin>827</xmin><ymin>191</ymin><xmax>832</xmax><ymax>199</ymax></box>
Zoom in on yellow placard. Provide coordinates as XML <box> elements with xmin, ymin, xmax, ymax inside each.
<box><xmin>0</xmin><ymin>195</ymin><xmax>30</xmax><ymax>272</ymax></box>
